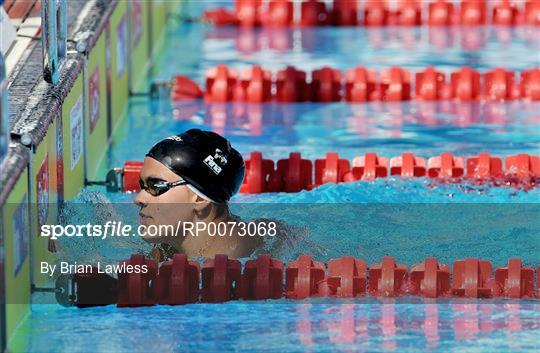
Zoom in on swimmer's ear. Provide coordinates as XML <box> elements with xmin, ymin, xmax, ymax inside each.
<box><xmin>193</xmin><ymin>194</ymin><xmax>210</xmax><ymax>205</ymax></box>
<box><xmin>187</xmin><ymin>188</ymin><xmax>212</xmax><ymax>216</ymax></box>
<box><xmin>185</xmin><ymin>187</ymin><xmax>201</xmax><ymax>202</ymax></box>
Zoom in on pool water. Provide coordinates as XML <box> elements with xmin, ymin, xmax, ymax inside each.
<box><xmin>19</xmin><ymin>3</ymin><xmax>540</xmax><ymax>353</ymax></box>
<box><xmin>26</xmin><ymin>301</ymin><xmax>540</xmax><ymax>353</ymax></box>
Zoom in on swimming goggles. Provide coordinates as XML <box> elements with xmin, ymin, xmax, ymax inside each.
<box><xmin>139</xmin><ymin>178</ymin><xmax>188</xmax><ymax>196</ymax></box>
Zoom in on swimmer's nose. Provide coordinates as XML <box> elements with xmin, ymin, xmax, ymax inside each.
<box><xmin>134</xmin><ymin>190</ymin><xmax>149</xmax><ymax>207</ymax></box>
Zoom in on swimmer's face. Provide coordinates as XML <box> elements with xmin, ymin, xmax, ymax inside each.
<box><xmin>134</xmin><ymin>157</ymin><xmax>206</xmax><ymax>243</ymax></box>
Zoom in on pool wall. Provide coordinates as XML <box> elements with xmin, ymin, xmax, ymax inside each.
<box><xmin>0</xmin><ymin>1</ymin><xmax>187</xmax><ymax>351</ymax></box>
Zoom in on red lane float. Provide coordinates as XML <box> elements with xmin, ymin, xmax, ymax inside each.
<box><xmin>301</xmin><ymin>0</ymin><xmax>331</xmax><ymax>26</ymax></box>
<box><xmin>276</xmin><ymin>66</ymin><xmax>310</xmax><ymax>102</ymax></box>
<box><xmin>203</xmin><ymin>0</ymin><xmax>540</xmax><ymax>27</ymax></box>
<box><xmin>345</xmin><ymin>66</ymin><xmax>377</xmax><ymax>102</ymax></box>
<box><xmin>202</xmin><ymin>8</ymin><xmax>238</xmax><ymax>26</ymax></box>
<box><xmin>241</xmin><ymin>254</ymin><xmax>284</xmax><ymax>300</ymax></box>
<box><xmin>505</xmin><ymin>154</ymin><xmax>540</xmax><ymax>178</ymax></box>
<box><xmin>460</xmin><ymin>0</ymin><xmax>487</xmax><ymax>25</ymax></box>
<box><xmin>114</xmin><ymin>152</ymin><xmax>539</xmax><ymax>193</ymax></box>
<box><xmin>112</xmin><ymin>254</ymin><xmax>539</xmax><ymax>307</ymax></box>
<box><xmin>396</xmin><ymin>0</ymin><xmax>422</xmax><ymax>26</ymax></box>
<box><xmin>171</xmin><ymin>75</ymin><xmax>204</xmax><ymax>101</ymax></box>
<box><xmin>265</xmin><ymin>0</ymin><xmax>294</xmax><ymax>27</ymax></box>
<box><xmin>311</xmin><ymin>67</ymin><xmax>341</xmax><ymax>102</ymax></box>
<box><xmin>537</xmin><ymin>267</ymin><xmax>540</xmax><ymax>297</ymax></box>
<box><xmin>285</xmin><ymin>254</ymin><xmax>326</xmax><ymax>299</ymax></box>
<box><xmin>409</xmin><ymin>258</ymin><xmax>451</xmax><ymax>298</ymax></box>
<box><xmin>275</xmin><ymin>152</ymin><xmax>313</xmax><ymax>192</ymax></box>
<box><xmin>347</xmin><ymin>153</ymin><xmax>389</xmax><ymax>181</ymax></box>
<box><xmin>117</xmin><ymin>255</ymin><xmax>158</xmax><ymax>307</ymax></box>
<box><xmin>152</xmin><ymin>254</ymin><xmax>200</xmax><ymax>305</ymax></box>
<box><xmin>240</xmin><ymin>152</ymin><xmax>276</xmax><ymax>194</ymax></box>
<box><xmin>311</xmin><ymin>67</ymin><xmax>342</xmax><ymax>102</ymax></box>
<box><xmin>427</xmin><ymin>153</ymin><xmax>465</xmax><ymax>178</ymax></box>
<box><xmin>333</xmin><ymin>0</ymin><xmax>359</xmax><ymax>26</ymax></box>
<box><xmin>172</xmin><ymin>65</ymin><xmax>539</xmax><ymax>103</ymax></box>
<box><xmin>312</xmin><ymin>152</ymin><xmax>351</xmax><ymax>187</ymax></box>
<box><xmin>429</xmin><ymin>0</ymin><xmax>456</xmax><ymax>25</ymax></box>
<box><xmin>236</xmin><ymin>0</ymin><xmax>262</xmax><ymax>27</ymax></box>
<box><xmin>380</xmin><ymin>67</ymin><xmax>411</xmax><ymax>101</ymax></box>
<box><xmin>493</xmin><ymin>0</ymin><xmax>519</xmax><ymax>26</ymax></box>
<box><xmin>201</xmin><ymin>254</ymin><xmax>242</xmax><ymax>302</ymax></box>
<box><xmin>364</xmin><ymin>0</ymin><xmax>390</xmax><ymax>26</ymax></box>
<box><xmin>452</xmin><ymin>258</ymin><xmax>494</xmax><ymax>298</ymax></box>
<box><xmin>236</xmin><ymin>65</ymin><xmax>272</xmax><ymax>103</ymax></box>
<box><xmin>483</xmin><ymin>68</ymin><xmax>518</xmax><ymax>101</ymax></box>
<box><xmin>451</xmin><ymin>67</ymin><xmax>481</xmax><ymax>101</ymax></box>
<box><xmin>520</xmin><ymin>68</ymin><xmax>540</xmax><ymax>101</ymax></box>
<box><xmin>205</xmin><ymin>65</ymin><xmax>237</xmax><ymax>102</ymax></box>
<box><xmin>525</xmin><ymin>0</ymin><xmax>540</xmax><ymax>25</ymax></box>
<box><xmin>415</xmin><ymin>67</ymin><xmax>448</xmax><ymax>101</ymax></box>
<box><xmin>390</xmin><ymin>153</ymin><xmax>426</xmax><ymax>177</ymax></box>
<box><xmin>368</xmin><ymin>257</ymin><xmax>409</xmax><ymax>297</ymax></box>
<box><xmin>318</xmin><ymin>257</ymin><xmax>367</xmax><ymax>297</ymax></box>
<box><xmin>494</xmin><ymin>258</ymin><xmax>535</xmax><ymax>298</ymax></box>
<box><xmin>466</xmin><ymin>153</ymin><xmax>503</xmax><ymax>179</ymax></box>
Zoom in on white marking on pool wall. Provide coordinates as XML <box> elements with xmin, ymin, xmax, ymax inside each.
<box><xmin>70</xmin><ymin>96</ymin><xmax>83</xmax><ymax>171</ymax></box>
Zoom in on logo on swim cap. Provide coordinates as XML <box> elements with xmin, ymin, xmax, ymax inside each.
<box><xmin>167</xmin><ymin>136</ymin><xmax>183</xmax><ymax>142</ymax></box>
<box><xmin>203</xmin><ymin>148</ymin><xmax>228</xmax><ymax>175</ymax></box>
<box><xmin>213</xmin><ymin>148</ymin><xmax>228</xmax><ymax>165</ymax></box>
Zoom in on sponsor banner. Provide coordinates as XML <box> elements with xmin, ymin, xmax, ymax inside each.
<box><xmin>70</xmin><ymin>96</ymin><xmax>83</xmax><ymax>171</ymax></box>
<box><xmin>12</xmin><ymin>199</ymin><xmax>28</xmax><ymax>276</ymax></box>
<box><xmin>89</xmin><ymin>67</ymin><xmax>100</xmax><ymax>133</ymax></box>
<box><xmin>56</xmin><ymin>114</ymin><xmax>64</xmax><ymax>204</ymax></box>
<box><xmin>36</xmin><ymin>155</ymin><xmax>50</xmax><ymax>230</ymax></box>
<box><xmin>116</xmin><ymin>15</ymin><xmax>127</xmax><ymax>78</ymax></box>
<box><xmin>132</xmin><ymin>0</ymin><xmax>143</xmax><ymax>47</ymax></box>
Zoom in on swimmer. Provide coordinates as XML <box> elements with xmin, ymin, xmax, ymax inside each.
<box><xmin>59</xmin><ymin>129</ymin><xmax>324</xmax><ymax>307</ymax></box>
<box><xmin>135</xmin><ymin>129</ymin><xmax>263</xmax><ymax>260</ymax></box>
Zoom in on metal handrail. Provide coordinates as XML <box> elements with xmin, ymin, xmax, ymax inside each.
<box><xmin>41</xmin><ymin>0</ymin><xmax>67</xmax><ymax>84</ymax></box>
<box><xmin>0</xmin><ymin>51</ymin><xmax>8</xmax><ymax>161</ymax></box>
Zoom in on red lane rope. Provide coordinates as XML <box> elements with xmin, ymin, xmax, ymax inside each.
<box><xmin>109</xmin><ymin>254</ymin><xmax>539</xmax><ymax>307</ymax></box>
<box><xmin>202</xmin><ymin>0</ymin><xmax>540</xmax><ymax>27</ymax></box>
<box><xmin>118</xmin><ymin>152</ymin><xmax>540</xmax><ymax>193</ymax></box>
<box><xmin>171</xmin><ymin>66</ymin><xmax>540</xmax><ymax>103</ymax></box>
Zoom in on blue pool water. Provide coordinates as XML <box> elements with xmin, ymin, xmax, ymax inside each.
<box><xmin>26</xmin><ymin>302</ymin><xmax>540</xmax><ymax>353</ymax></box>
<box><xmin>20</xmin><ymin>5</ymin><xmax>540</xmax><ymax>353</ymax></box>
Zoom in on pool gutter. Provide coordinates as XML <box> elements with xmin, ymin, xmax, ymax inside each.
<box><xmin>0</xmin><ymin>1</ymin><xmax>185</xmax><ymax>351</ymax></box>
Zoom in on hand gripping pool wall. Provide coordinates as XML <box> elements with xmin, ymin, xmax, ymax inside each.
<box><xmin>0</xmin><ymin>0</ymin><xmax>178</xmax><ymax>351</ymax></box>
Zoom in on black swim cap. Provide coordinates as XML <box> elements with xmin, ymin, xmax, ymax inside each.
<box><xmin>146</xmin><ymin>129</ymin><xmax>245</xmax><ymax>203</ymax></box>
